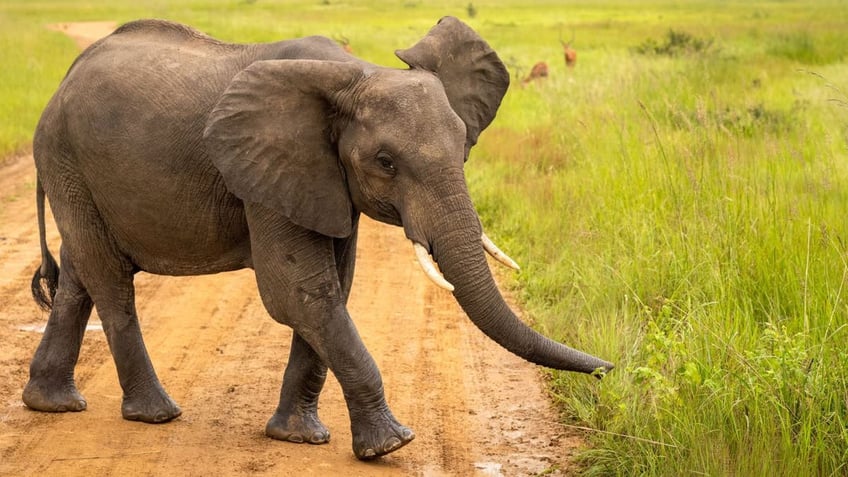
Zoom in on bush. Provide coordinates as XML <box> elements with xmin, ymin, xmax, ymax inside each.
<box><xmin>634</xmin><ymin>29</ymin><xmax>713</xmax><ymax>57</ymax></box>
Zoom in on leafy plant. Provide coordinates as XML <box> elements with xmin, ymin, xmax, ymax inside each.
<box><xmin>634</xmin><ymin>29</ymin><xmax>713</xmax><ymax>57</ymax></box>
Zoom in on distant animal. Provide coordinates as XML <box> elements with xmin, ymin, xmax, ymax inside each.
<box><xmin>334</xmin><ymin>34</ymin><xmax>353</xmax><ymax>53</ymax></box>
<box><xmin>561</xmin><ymin>30</ymin><xmax>577</xmax><ymax>67</ymax></box>
<box><xmin>521</xmin><ymin>61</ymin><xmax>549</xmax><ymax>85</ymax></box>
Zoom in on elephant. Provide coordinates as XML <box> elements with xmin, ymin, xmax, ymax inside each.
<box><xmin>24</xmin><ymin>16</ymin><xmax>613</xmax><ymax>460</ymax></box>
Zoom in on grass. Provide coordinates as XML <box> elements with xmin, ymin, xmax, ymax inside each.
<box><xmin>469</xmin><ymin>3</ymin><xmax>848</xmax><ymax>474</ymax></box>
<box><xmin>3</xmin><ymin>1</ymin><xmax>847</xmax><ymax>475</ymax></box>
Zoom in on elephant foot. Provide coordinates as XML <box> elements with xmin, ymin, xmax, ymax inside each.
<box><xmin>121</xmin><ymin>389</ymin><xmax>182</xmax><ymax>423</ymax></box>
<box><xmin>351</xmin><ymin>411</ymin><xmax>415</xmax><ymax>460</ymax></box>
<box><xmin>22</xmin><ymin>378</ymin><xmax>87</xmax><ymax>412</ymax></box>
<box><xmin>266</xmin><ymin>410</ymin><xmax>330</xmax><ymax>444</ymax></box>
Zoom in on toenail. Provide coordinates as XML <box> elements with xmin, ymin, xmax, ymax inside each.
<box><xmin>385</xmin><ymin>437</ymin><xmax>401</xmax><ymax>450</ymax></box>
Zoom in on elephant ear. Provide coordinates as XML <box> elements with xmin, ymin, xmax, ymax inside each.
<box><xmin>395</xmin><ymin>16</ymin><xmax>510</xmax><ymax>159</ymax></box>
<box><xmin>204</xmin><ymin>60</ymin><xmax>362</xmax><ymax>238</ymax></box>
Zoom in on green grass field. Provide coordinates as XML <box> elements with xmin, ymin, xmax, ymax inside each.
<box><xmin>3</xmin><ymin>1</ymin><xmax>847</xmax><ymax>475</ymax></box>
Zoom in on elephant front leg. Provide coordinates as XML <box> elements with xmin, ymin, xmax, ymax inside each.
<box><xmin>290</xmin><ymin>312</ymin><xmax>415</xmax><ymax>460</ymax></box>
<box><xmin>316</xmin><ymin>317</ymin><xmax>415</xmax><ymax>460</ymax></box>
<box><xmin>265</xmin><ymin>332</ymin><xmax>331</xmax><ymax>444</ymax></box>
<box><xmin>266</xmin><ymin>219</ymin><xmax>360</xmax><ymax>445</ymax></box>
<box><xmin>267</xmin><ymin>300</ymin><xmax>415</xmax><ymax>458</ymax></box>
<box><xmin>248</xmin><ymin>207</ymin><xmax>413</xmax><ymax>459</ymax></box>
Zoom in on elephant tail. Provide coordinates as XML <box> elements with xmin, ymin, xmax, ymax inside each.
<box><xmin>31</xmin><ymin>177</ymin><xmax>59</xmax><ymax>311</ymax></box>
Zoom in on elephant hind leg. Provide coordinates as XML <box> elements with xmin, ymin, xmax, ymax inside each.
<box><xmin>91</xmin><ymin>266</ymin><xmax>182</xmax><ymax>423</ymax></box>
<box><xmin>43</xmin><ymin>186</ymin><xmax>180</xmax><ymax>423</ymax></box>
<box><xmin>266</xmin><ymin>332</ymin><xmax>330</xmax><ymax>444</ymax></box>
<box><xmin>23</xmin><ymin>246</ymin><xmax>92</xmax><ymax>413</ymax></box>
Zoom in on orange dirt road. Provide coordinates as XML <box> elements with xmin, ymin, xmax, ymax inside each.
<box><xmin>0</xmin><ymin>23</ymin><xmax>584</xmax><ymax>476</ymax></box>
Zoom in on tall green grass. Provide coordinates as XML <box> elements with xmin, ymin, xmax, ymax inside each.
<box><xmin>3</xmin><ymin>1</ymin><xmax>847</xmax><ymax>475</ymax></box>
<box><xmin>0</xmin><ymin>16</ymin><xmax>76</xmax><ymax>155</ymax></box>
<box><xmin>470</xmin><ymin>3</ymin><xmax>848</xmax><ymax>474</ymax></box>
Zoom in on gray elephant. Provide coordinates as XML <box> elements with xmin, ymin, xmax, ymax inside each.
<box><xmin>24</xmin><ymin>17</ymin><xmax>613</xmax><ymax>459</ymax></box>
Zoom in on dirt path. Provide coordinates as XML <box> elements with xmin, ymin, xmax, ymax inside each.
<box><xmin>0</xmin><ymin>23</ymin><xmax>583</xmax><ymax>476</ymax></box>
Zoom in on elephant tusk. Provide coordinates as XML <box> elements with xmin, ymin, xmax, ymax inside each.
<box><xmin>412</xmin><ymin>242</ymin><xmax>455</xmax><ymax>292</ymax></box>
<box><xmin>481</xmin><ymin>233</ymin><xmax>521</xmax><ymax>270</ymax></box>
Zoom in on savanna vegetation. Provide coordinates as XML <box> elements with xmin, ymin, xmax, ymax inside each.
<box><xmin>2</xmin><ymin>1</ymin><xmax>846</xmax><ymax>475</ymax></box>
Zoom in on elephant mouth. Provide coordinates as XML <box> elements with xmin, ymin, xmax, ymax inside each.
<box><xmin>411</xmin><ymin>233</ymin><xmax>520</xmax><ymax>292</ymax></box>
<box><xmin>374</xmin><ymin>201</ymin><xmax>402</xmax><ymax>227</ymax></box>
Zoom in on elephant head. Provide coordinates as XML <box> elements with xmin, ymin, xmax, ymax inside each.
<box><xmin>204</xmin><ymin>17</ymin><xmax>613</xmax><ymax>375</ymax></box>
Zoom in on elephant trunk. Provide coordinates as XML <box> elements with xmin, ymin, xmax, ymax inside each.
<box><xmin>417</xmin><ymin>170</ymin><xmax>614</xmax><ymax>376</ymax></box>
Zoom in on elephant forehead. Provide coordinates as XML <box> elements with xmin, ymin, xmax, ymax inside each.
<box><xmin>358</xmin><ymin>97</ymin><xmax>464</xmax><ymax>148</ymax></box>
<box><xmin>350</xmin><ymin>71</ymin><xmax>465</xmax><ymax>154</ymax></box>
<box><xmin>358</xmin><ymin>71</ymin><xmax>448</xmax><ymax>115</ymax></box>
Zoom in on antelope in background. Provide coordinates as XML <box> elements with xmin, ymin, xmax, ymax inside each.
<box><xmin>561</xmin><ymin>29</ymin><xmax>577</xmax><ymax>68</ymax></box>
<box><xmin>334</xmin><ymin>34</ymin><xmax>353</xmax><ymax>53</ymax></box>
<box><xmin>513</xmin><ymin>26</ymin><xmax>577</xmax><ymax>86</ymax></box>
<box><xmin>521</xmin><ymin>61</ymin><xmax>549</xmax><ymax>86</ymax></box>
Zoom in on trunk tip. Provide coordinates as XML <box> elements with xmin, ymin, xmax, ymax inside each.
<box><xmin>590</xmin><ymin>361</ymin><xmax>615</xmax><ymax>379</ymax></box>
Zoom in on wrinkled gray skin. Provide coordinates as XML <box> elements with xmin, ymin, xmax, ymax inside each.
<box><xmin>24</xmin><ymin>17</ymin><xmax>613</xmax><ymax>460</ymax></box>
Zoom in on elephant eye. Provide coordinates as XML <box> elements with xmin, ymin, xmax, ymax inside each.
<box><xmin>376</xmin><ymin>152</ymin><xmax>396</xmax><ymax>174</ymax></box>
